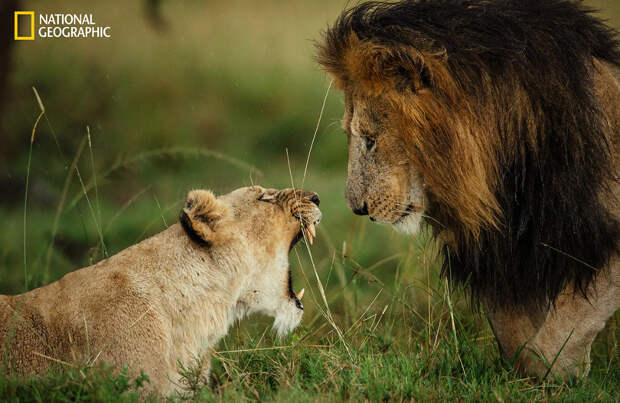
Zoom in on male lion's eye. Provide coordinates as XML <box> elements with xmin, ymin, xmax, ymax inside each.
<box><xmin>365</xmin><ymin>136</ymin><xmax>376</xmax><ymax>151</ymax></box>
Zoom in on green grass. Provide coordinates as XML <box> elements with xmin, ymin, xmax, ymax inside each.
<box><xmin>1</xmin><ymin>270</ymin><xmax>617</xmax><ymax>402</ymax></box>
<box><xmin>1</xmin><ymin>0</ymin><xmax>619</xmax><ymax>401</ymax></box>
<box><xmin>0</xmin><ymin>365</ymin><xmax>150</xmax><ymax>402</ymax></box>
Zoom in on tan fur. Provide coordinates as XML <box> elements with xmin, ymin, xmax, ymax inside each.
<box><xmin>486</xmin><ymin>258</ymin><xmax>619</xmax><ymax>379</ymax></box>
<box><xmin>182</xmin><ymin>189</ymin><xmax>232</xmax><ymax>244</ymax></box>
<box><xmin>517</xmin><ymin>260</ymin><xmax>620</xmax><ymax>378</ymax></box>
<box><xmin>0</xmin><ymin>186</ymin><xmax>321</xmax><ymax>395</ymax></box>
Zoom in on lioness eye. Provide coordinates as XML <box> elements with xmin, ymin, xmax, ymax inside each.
<box><xmin>365</xmin><ymin>136</ymin><xmax>376</xmax><ymax>150</ymax></box>
<box><xmin>258</xmin><ymin>193</ymin><xmax>276</xmax><ymax>203</ymax></box>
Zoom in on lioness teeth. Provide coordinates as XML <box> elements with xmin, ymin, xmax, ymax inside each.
<box><xmin>304</xmin><ymin>227</ymin><xmax>314</xmax><ymax>245</ymax></box>
<box><xmin>308</xmin><ymin>223</ymin><xmax>316</xmax><ymax>238</ymax></box>
<box><xmin>297</xmin><ymin>288</ymin><xmax>305</xmax><ymax>300</ymax></box>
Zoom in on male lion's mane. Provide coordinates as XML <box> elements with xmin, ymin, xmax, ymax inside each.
<box><xmin>318</xmin><ymin>0</ymin><xmax>620</xmax><ymax>308</ymax></box>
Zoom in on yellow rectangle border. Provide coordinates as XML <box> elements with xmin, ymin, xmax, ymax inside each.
<box><xmin>14</xmin><ymin>11</ymin><xmax>35</xmax><ymax>40</ymax></box>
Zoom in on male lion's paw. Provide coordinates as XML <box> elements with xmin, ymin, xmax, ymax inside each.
<box><xmin>516</xmin><ymin>340</ymin><xmax>591</xmax><ymax>381</ymax></box>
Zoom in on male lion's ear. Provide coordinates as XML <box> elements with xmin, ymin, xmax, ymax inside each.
<box><xmin>180</xmin><ymin>189</ymin><xmax>230</xmax><ymax>246</ymax></box>
<box><xmin>343</xmin><ymin>37</ymin><xmax>432</xmax><ymax>95</ymax></box>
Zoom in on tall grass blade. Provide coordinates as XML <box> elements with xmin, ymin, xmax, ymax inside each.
<box><xmin>23</xmin><ymin>87</ymin><xmax>46</xmax><ymax>291</ymax></box>
<box><xmin>86</xmin><ymin>126</ymin><xmax>103</xmax><ymax>231</ymax></box>
<box><xmin>43</xmin><ymin>137</ymin><xmax>87</xmax><ymax>283</ymax></box>
<box><xmin>74</xmin><ymin>138</ymin><xmax>109</xmax><ymax>258</ymax></box>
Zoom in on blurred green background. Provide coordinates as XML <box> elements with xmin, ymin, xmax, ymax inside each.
<box><xmin>0</xmin><ymin>0</ymin><xmax>619</xmax><ymax>346</ymax></box>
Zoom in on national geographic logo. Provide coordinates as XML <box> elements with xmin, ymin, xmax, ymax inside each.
<box><xmin>14</xmin><ymin>11</ymin><xmax>34</xmax><ymax>40</ymax></box>
<box><xmin>14</xmin><ymin>12</ymin><xmax>111</xmax><ymax>40</ymax></box>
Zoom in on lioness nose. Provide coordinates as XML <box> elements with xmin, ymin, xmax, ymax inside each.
<box><xmin>353</xmin><ymin>202</ymin><xmax>369</xmax><ymax>216</ymax></box>
<box><xmin>309</xmin><ymin>193</ymin><xmax>320</xmax><ymax>206</ymax></box>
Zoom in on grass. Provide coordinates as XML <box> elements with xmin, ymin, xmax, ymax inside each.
<box><xmin>1</xmin><ymin>0</ymin><xmax>619</xmax><ymax>401</ymax></box>
<box><xmin>0</xmin><ymin>365</ymin><xmax>149</xmax><ymax>402</ymax></box>
<box><xmin>1</xmin><ymin>256</ymin><xmax>617</xmax><ymax>401</ymax></box>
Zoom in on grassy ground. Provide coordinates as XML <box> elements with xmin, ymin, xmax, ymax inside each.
<box><xmin>0</xmin><ymin>0</ymin><xmax>619</xmax><ymax>401</ymax></box>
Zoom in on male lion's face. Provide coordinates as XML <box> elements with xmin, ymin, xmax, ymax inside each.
<box><xmin>342</xmin><ymin>90</ymin><xmax>426</xmax><ymax>234</ymax></box>
<box><xmin>218</xmin><ymin>186</ymin><xmax>321</xmax><ymax>338</ymax></box>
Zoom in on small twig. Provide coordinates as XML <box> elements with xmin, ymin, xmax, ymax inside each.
<box><xmin>216</xmin><ymin>345</ymin><xmax>326</xmax><ymax>354</ymax></box>
<box><xmin>32</xmin><ymin>351</ymin><xmax>75</xmax><ymax>368</ymax></box>
<box><xmin>346</xmin><ymin>288</ymin><xmax>382</xmax><ymax>336</ymax></box>
<box><xmin>89</xmin><ymin>306</ymin><xmax>153</xmax><ymax>365</ymax></box>
<box><xmin>153</xmin><ymin>193</ymin><xmax>168</xmax><ymax>228</ymax></box>
<box><xmin>302</xmin><ymin>79</ymin><xmax>332</xmax><ymax>187</ymax></box>
<box><xmin>104</xmin><ymin>186</ymin><xmax>150</xmax><ymax>234</ymax></box>
<box><xmin>541</xmin><ymin>243</ymin><xmax>598</xmax><ymax>272</ymax></box>
<box><xmin>542</xmin><ymin>328</ymin><xmax>575</xmax><ymax>381</ymax></box>
<box><xmin>74</xmin><ymin>145</ymin><xmax>109</xmax><ymax>258</ymax></box>
<box><xmin>445</xmin><ymin>278</ymin><xmax>466</xmax><ymax>376</ymax></box>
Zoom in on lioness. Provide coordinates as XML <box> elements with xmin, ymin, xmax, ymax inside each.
<box><xmin>0</xmin><ymin>186</ymin><xmax>321</xmax><ymax>395</ymax></box>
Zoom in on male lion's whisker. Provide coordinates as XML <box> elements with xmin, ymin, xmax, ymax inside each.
<box><xmin>394</xmin><ymin>202</ymin><xmax>425</xmax><ymax>212</ymax></box>
<box><xmin>390</xmin><ymin>209</ymin><xmax>447</xmax><ymax>229</ymax></box>
<box><xmin>420</xmin><ymin>214</ymin><xmax>446</xmax><ymax>229</ymax></box>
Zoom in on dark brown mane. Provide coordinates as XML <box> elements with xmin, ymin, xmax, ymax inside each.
<box><xmin>317</xmin><ymin>0</ymin><xmax>620</xmax><ymax>308</ymax></box>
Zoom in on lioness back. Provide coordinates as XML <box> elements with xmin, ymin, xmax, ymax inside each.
<box><xmin>0</xmin><ymin>237</ymin><xmax>170</xmax><ymax>377</ymax></box>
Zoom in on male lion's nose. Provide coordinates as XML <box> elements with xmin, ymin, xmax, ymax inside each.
<box><xmin>353</xmin><ymin>202</ymin><xmax>369</xmax><ymax>216</ymax></box>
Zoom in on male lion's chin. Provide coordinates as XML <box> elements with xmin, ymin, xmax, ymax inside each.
<box><xmin>272</xmin><ymin>306</ymin><xmax>303</xmax><ymax>340</ymax></box>
<box><xmin>392</xmin><ymin>213</ymin><xmax>423</xmax><ymax>235</ymax></box>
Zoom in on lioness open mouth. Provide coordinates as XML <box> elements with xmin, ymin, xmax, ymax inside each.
<box><xmin>287</xmin><ymin>192</ymin><xmax>320</xmax><ymax>311</ymax></box>
<box><xmin>287</xmin><ymin>229</ymin><xmax>306</xmax><ymax>310</ymax></box>
<box><xmin>288</xmin><ymin>221</ymin><xmax>317</xmax><ymax>251</ymax></box>
<box><xmin>288</xmin><ymin>270</ymin><xmax>305</xmax><ymax>310</ymax></box>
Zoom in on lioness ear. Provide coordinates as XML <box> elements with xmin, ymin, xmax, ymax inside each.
<box><xmin>180</xmin><ymin>189</ymin><xmax>229</xmax><ymax>246</ymax></box>
<box><xmin>343</xmin><ymin>38</ymin><xmax>432</xmax><ymax>94</ymax></box>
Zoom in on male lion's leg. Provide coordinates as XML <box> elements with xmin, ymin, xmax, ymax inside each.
<box><xmin>484</xmin><ymin>300</ymin><xmax>547</xmax><ymax>363</ymax></box>
<box><xmin>517</xmin><ymin>258</ymin><xmax>620</xmax><ymax>379</ymax></box>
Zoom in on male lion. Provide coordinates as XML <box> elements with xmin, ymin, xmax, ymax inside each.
<box><xmin>0</xmin><ymin>186</ymin><xmax>321</xmax><ymax>395</ymax></box>
<box><xmin>318</xmin><ymin>0</ymin><xmax>620</xmax><ymax>378</ymax></box>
